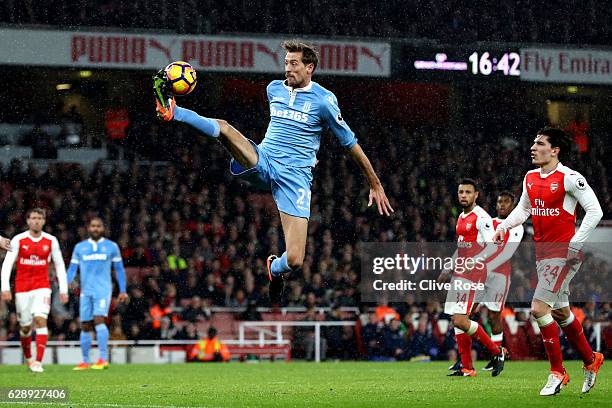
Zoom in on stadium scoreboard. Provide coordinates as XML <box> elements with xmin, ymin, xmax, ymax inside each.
<box><xmin>401</xmin><ymin>45</ymin><xmax>522</xmax><ymax>81</ymax></box>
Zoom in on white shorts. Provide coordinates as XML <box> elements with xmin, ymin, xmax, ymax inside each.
<box><xmin>15</xmin><ymin>288</ymin><xmax>52</xmax><ymax>326</ymax></box>
<box><xmin>481</xmin><ymin>272</ymin><xmax>511</xmax><ymax>312</ymax></box>
<box><xmin>443</xmin><ymin>277</ymin><xmax>479</xmax><ymax>315</ymax></box>
<box><xmin>533</xmin><ymin>258</ymin><xmax>581</xmax><ymax>310</ymax></box>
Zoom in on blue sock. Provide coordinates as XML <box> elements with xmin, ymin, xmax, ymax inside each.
<box><xmin>174</xmin><ymin>106</ymin><xmax>220</xmax><ymax>138</ymax></box>
<box><xmin>80</xmin><ymin>331</ymin><xmax>93</xmax><ymax>363</ymax></box>
<box><xmin>95</xmin><ymin>323</ymin><xmax>109</xmax><ymax>361</ymax></box>
<box><xmin>270</xmin><ymin>252</ymin><xmax>292</xmax><ymax>277</ymax></box>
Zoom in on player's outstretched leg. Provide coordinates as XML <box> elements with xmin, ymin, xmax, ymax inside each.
<box><xmin>555</xmin><ymin>309</ymin><xmax>604</xmax><ymax>393</ymax></box>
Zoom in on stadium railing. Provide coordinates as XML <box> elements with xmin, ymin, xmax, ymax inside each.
<box><xmin>0</xmin><ymin>339</ymin><xmax>291</xmax><ymax>364</ymax></box>
<box><xmin>238</xmin><ymin>321</ymin><xmax>358</xmax><ymax>362</ymax></box>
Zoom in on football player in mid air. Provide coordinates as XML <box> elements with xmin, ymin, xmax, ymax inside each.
<box><xmin>154</xmin><ymin>40</ymin><xmax>393</xmax><ymax>303</ymax></box>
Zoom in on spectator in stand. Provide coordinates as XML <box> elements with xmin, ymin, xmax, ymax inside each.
<box><xmin>383</xmin><ymin>318</ymin><xmax>409</xmax><ymax>361</ymax></box>
<box><xmin>410</xmin><ymin>314</ymin><xmax>440</xmax><ymax>360</ymax></box>
<box><xmin>362</xmin><ymin>313</ymin><xmax>384</xmax><ymax>360</ymax></box>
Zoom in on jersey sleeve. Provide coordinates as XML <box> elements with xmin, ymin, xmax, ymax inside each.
<box><xmin>564</xmin><ymin>171</ymin><xmax>603</xmax><ymax>251</ymax></box>
<box><xmin>486</xmin><ymin>225</ymin><xmax>524</xmax><ymax>273</ymax></box>
<box><xmin>498</xmin><ymin>176</ymin><xmax>531</xmax><ymax>232</ymax></box>
<box><xmin>67</xmin><ymin>244</ymin><xmax>80</xmax><ymax>284</ymax></box>
<box><xmin>51</xmin><ymin>236</ymin><xmax>68</xmax><ymax>294</ymax></box>
<box><xmin>1</xmin><ymin>237</ymin><xmax>19</xmax><ymax>292</ymax></box>
<box><xmin>322</xmin><ymin>92</ymin><xmax>357</xmax><ymax>149</ymax></box>
<box><xmin>475</xmin><ymin>212</ymin><xmax>497</xmax><ymax>261</ymax></box>
<box><xmin>112</xmin><ymin>242</ymin><xmax>127</xmax><ymax>293</ymax></box>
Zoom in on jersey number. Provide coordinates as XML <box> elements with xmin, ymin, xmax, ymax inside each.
<box><xmin>296</xmin><ymin>189</ymin><xmax>311</xmax><ymax>207</ymax></box>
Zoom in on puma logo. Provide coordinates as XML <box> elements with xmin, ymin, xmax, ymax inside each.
<box><xmin>257</xmin><ymin>44</ymin><xmax>280</xmax><ymax>68</ymax></box>
<box><xmin>149</xmin><ymin>39</ymin><xmax>176</xmax><ymax>62</ymax></box>
<box><xmin>360</xmin><ymin>46</ymin><xmax>385</xmax><ymax>71</ymax></box>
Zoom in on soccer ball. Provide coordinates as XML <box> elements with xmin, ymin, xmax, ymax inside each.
<box><xmin>165</xmin><ymin>61</ymin><xmax>197</xmax><ymax>96</ymax></box>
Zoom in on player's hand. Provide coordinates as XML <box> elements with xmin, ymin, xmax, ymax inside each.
<box><xmin>566</xmin><ymin>248</ymin><xmax>582</xmax><ymax>267</ymax></box>
<box><xmin>1</xmin><ymin>291</ymin><xmax>12</xmax><ymax>302</ymax></box>
<box><xmin>0</xmin><ymin>237</ymin><xmax>11</xmax><ymax>251</ymax></box>
<box><xmin>118</xmin><ymin>292</ymin><xmax>129</xmax><ymax>303</ymax></box>
<box><xmin>368</xmin><ymin>184</ymin><xmax>394</xmax><ymax>216</ymax></box>
<box><xmin>59</xmin><ymin>294</ymin><xmax>69</xmax><ymax>304</ymax></box>
<box><xmin>493</xmin><ymin>229</ymin><xmax>505</xmax><ymax>245</ymax></box>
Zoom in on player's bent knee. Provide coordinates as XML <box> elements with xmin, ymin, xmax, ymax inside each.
<box><xmin>20</xmin><ymin>326</ymin><xmax>32</xmax><ymax>336</ymax></box>
<box><xmin>551</xmin><ymin>308</ymin><xmax>570</xmax><ymax>322</ymax></box>
<box><xmin>451</xmin><ymin>314</ymin><xmax>469</xmax><ymax>331</ymax></box>
<box><xmin>81</xmin><ymin>321</ymin><xmax>93</xmax><ymax>331</ymax></box>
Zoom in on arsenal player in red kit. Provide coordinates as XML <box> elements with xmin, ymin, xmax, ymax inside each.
<box><xmin>493</xmin><ymin>127</ymin><xmax>604</xmax><ymax>396</ymax></box>
<box><xmin>1</xmin><ymin>208</ymin><xmax>68</xmax><ymax>373</ymax></box>
<box><xmin>444</xmin><ymin>179</ymin><xmax>508</xmax><ymax>377</ymax></box>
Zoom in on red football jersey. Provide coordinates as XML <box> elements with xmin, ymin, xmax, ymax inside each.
<box><xmin>1</xmin><ymin>231</ymin><xmax>67</xmax><ymax>293</ymax></box>
<box><xmin>455</xmin><ymin>205</ymin><xmax>494</xmax><ymax>282</ymax></box>
<box><xmin>498</xmin><ymin>163</ymin><xmax>603</xmax><ymax>260</ymax></box>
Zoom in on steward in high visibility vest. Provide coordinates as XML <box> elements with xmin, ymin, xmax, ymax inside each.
<box><xmin>189</xmin><ymin>327</ymin><xmax>230</xmax><ymax>362</ymax></box>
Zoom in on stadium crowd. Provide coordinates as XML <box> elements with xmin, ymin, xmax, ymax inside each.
<box><xmin>0</xmin><ymin>103</ymin><xmax>610</xmax><ymax>359</ymax></box>
<box><xmin>1</xmin><ymin>0</ymin><xmax>611</xmax><ymax>46</ymax></box>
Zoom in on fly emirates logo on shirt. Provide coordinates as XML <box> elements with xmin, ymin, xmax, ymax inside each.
<box><xmin>531</xmin><ymin>198</ymin><xmax>560</xmax><ymax>216</ymax></box>
<box><xmin>19</xmin><ymin>255</ymin><xmax>47</xmax><ymax>266</ymax></box>
<box><xmin>270</xmin><ymin>106</ymin><xmax>309</xmax><ymax>123</ymax></box>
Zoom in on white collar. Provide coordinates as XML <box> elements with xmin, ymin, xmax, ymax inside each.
<box><xmin>460</xmin><ymin>205</ymin><xmax>479</xmax><ymax>218</ymax></box>
<box><xmin>282</xmin><ymin>80</ymin><xmax>313</xmax><ymax>92</ymax></box>
<box><xmin>88</xmin><ymin>237</ymin><xmax>105</xmax><ymax>245</ymax></box>
<box><xmin>27</xmin><ymin>231</ymin><xmax>44</xmax><ymax>242</ymax></box>
<box><xmin>539</xmin><ymin>162</ymin><xmax>563</xmax><ymax>178</ymax></box>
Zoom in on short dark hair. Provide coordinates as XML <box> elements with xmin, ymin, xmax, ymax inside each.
<box><xmin>89</xmin><ymin>217</ymin><xmax>105</xmax><ymax>226</ymax></box>
<box><xmin>537</xmin><ymin>127</ymin><xmax>573</xmax><ymax>160</ymax></box>
<box><xmin>26</xmin><ymin>208</ymin><xmax>46</xmax><ymax>218</ymax></box>
<box><xmin>282</xmin><ymin>40</ymin><xmax>319</xmax><ymax>71</ymax></box>
<box><xmin>459</xmin><ymin>178</ymin><xmax>478</xmax><ymax>191</ymax></box>
<box><xmin>498</xmin><ymin>190</ymin><xmax>515</xmax><ymax>201</ymax></box>
<box><xmin>207</xmin><ymin>327</ymin><xmax>217</xmax><ymax>339</ymax></box>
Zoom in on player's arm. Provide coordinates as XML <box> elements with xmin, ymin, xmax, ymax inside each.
<box><xmin>474</xmin><ymin>215</ymin><xmax>498</xmax><ymax>262</ymax></box>
<box><xmin>322</xmin><ymin>93</ymin><xmax>393</xmax><ymax>216</ymax></box>
<box><xmin>486</xmin><ymin>225</ymin><xmax>524</xmax><ymax>273</ymax></box>
<box><xmin>1</xmin><ymin>238</ymin><xmax>19</xmax><ymax>301</ymax></box>
<box><xmin>51</xmin><ymin>237</ymin><xmax>69</xmax><ymax>304</ymax></box>
<box><xmin>0</xmin><ymin>235</ymin><xmax>10</xmax><ymax>251</ymax></box>
<box><xmin>494</xmin><ymin>177</ymin><xmax>531</xmax><ymax>243</ymax></box>
<box><xmin>112</xmin><ymin>243</ymin><xmax>128</xmax><ymax>302</ymax></box>
<box><xmin>565</xmin><ymin>173</ymin><xmax>603</xmax><ymax>258</ymax></box>
<box><xmin>348</xmin><ymin>144</ymin><xmax>394</xmax><ymax>216</ymax></box>
<box><xmin>67</xmin><ymin>246</ymin><xmax>80</xmax><ymax>285</ymax></box>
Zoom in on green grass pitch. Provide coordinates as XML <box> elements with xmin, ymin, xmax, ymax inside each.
<box><xmin>0</xmin><ymin>361</ymin><xmax>609</xmax><ymax>407</ymax></box>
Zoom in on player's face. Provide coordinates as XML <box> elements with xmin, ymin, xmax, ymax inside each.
<box><xmin>496</xmin><ymin>195</ymin><xmax>514</xmax><ymax>218</ymax></box>
<box><xmin>285</xmin><ymin>52</ymin><xmax>313</xmax><ymax>88</ymax></box>
<box><xmin>457</xmin><ymin>184</ymin><xmax>478</xmax><ymax>209</ymax></box>
<box><xmin>530</xmin><ymin>134</ymin><xmax>559</xmax><ymax>166</ymax></box>
<box><xmin>88</xmin><ymin>219</ymin><xmax>105</xmax><ymax>240</ymax></box>
<box><xmin>27</xmin><ymin>213</ymin><xmax>45</xmax><ymax>233</ymax></box>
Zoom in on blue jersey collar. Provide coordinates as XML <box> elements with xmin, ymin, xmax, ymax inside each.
<box><xmin>283</xmin><ymin>80</ymin><xmax>313</xmax><ymax>92</ymax></box>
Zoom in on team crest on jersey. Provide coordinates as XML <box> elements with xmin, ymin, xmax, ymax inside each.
<box><xmin>466</xmin><ymin>223</ymin><xmax>472</xmax><ymax>230</ymax></box>
<box><xmin>550</xmin><ymin>182</ymin><xmax>558</xmax><ymax>193</ymax></box>
<box><xmin>43</xmin><ymin>245</ymin><xmax>49</xmax><ymax>251</ymax></box>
